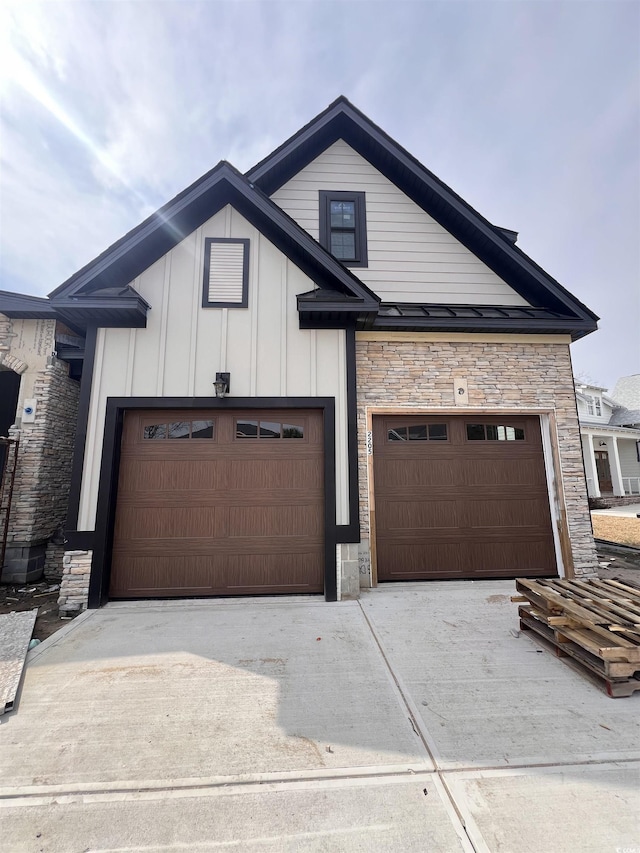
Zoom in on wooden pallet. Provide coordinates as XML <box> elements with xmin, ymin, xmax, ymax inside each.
<box><xmin>514</xmin><ymin>578</ymin><xmax>640</xmax><ymax>698</ymax></box>
<box><xmin>519</xmin><ymin>608</ymin><xmax>640</xmax><ymax>697</ymax></box>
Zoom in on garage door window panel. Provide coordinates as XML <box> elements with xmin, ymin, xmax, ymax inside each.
<box><xmin>143</xmin><ymin>420</ymin><xmax>216</xmax><ymax>440</ymax></box>
<box><xmin>387</xmin><ymin>423</ymin><xmax>448</xmax><ymax>442</ymax></box>
<box><xmin>466</xmin><ymin>423</ymin><xmax>525</xmax><ymax>441</ymax></box>
<box><xmin>236</xmin><ymin>419</ymin><xmax>306</xmax><ymax>440</ymax></box>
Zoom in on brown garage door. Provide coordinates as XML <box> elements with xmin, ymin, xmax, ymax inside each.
<box><xmin>110</xmin><ymin>409</ymin><xmax>324</xmax><ymax>598</ymax></box>
<box><xmin>373</xmin><ymin>415</ymin><xmax>557</xmax><ymax>581</ymax></box>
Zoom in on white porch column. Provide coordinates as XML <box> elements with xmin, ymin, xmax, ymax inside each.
<box><xmin>582</xmin><ymin>434</ymin><xmax>600</xmax><ymax>497</ymax></box>
<box><xmin>610</xmin><ymin>436</ymin><xmax>625</xmax><ymax>496</ymax></box>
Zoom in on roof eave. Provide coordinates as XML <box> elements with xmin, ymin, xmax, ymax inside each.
<box><xmin>0</xmin><ymin>290</ymin><xmax>57</xmax><ymax>318</ymax></box>
<box><xmin>50</xmin><ymin>296</ymin><xmax>150</xmax><ymax>332</ymax></box>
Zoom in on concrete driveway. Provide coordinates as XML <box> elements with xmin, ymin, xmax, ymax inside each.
<box><xmin>1</xmin><ymin>582</ymin><xmax>638</xmax><ymax>852</ymax></box>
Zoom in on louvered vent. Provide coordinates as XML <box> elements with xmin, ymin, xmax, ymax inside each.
<box><xmin>202</xmin><ymin>238</ymin><xmax>249</xmax><ymax>307</ymax></box>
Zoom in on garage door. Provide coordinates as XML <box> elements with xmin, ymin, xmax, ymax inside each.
<box><xmin>373</xmin><ymin>415</ymin><xmax>557</xmax><ymax>580</ymax></box>
<box><xmin>110</xmin><ymin>409</ymin><xmax>324</xmax><ymax>598</ymax></box>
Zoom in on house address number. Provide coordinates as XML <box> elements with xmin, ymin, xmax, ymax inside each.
<box><xmin>366</xmin><ymin>431</ymin><xmax>373</xmax><ymax>455</ymax></box>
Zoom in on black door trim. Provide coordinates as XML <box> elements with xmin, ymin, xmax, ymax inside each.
<box><xmin>88</xmin><ymin>396</ymin><xmax>337</xmax><ymax>607</ymax></box>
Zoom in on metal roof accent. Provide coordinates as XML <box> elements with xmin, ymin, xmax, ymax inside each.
<box><xmin>370</xmin><ymin>302</ymin><xmax>589</xmax><ymax>337</ymax></box>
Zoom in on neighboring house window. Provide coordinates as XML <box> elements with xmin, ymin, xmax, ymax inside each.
<box><xmin>586</xmin><ymin>395</ymin><xmax>594</xmax><ymax>416</ymax></box>
<box><xmin>595</xmin><ymin>397</ymin><xmax>602</xmax><ymax>417</ymax></box>
<box><xmin>319</xmin><ymin>191</ymin><xmax>368</xmax><ymax>267</ymax></box>
<box><xmin>202</xmin><ymin>238</ymin><xmax>249</xmax><ymax>307</ymax></box>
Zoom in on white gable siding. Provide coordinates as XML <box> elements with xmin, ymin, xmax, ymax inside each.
<box><xmin>270</xmin><ymin>140</ymin><xmax>529</xmax><ymax>306</ymax></box>
<box><xmin>77</xmin><ymin>205</ymin><xmax>350</xmax><ymax>530</ymax></box>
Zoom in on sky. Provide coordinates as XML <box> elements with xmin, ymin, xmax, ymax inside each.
<box><xmin>0</xmin><ymin>0</ymin><xmax>638</xmax><ymax>391</ymax></box>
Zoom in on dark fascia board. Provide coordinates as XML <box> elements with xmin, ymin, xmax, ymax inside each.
<box><xmin>246</xmin><ymin>97</ymin><xmax>599</xmax><ymax>330</ymax></box>
<box><xmin>298</xmin><ymin>296</ymin><xmax>368</xmax><ymax>314</ymax></box>
<box><xmin>48</xmin><ymin>161</ymin><xmax>379</xmax><ymax>311</ymax></box>
<box><xmin>0</xmin><ymin>289</ymin><xmax>56</xmax><ymax>318</ymax></box>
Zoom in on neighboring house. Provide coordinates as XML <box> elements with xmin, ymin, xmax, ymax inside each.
<box><xmin>2</xmin><ymin>98</ymin><xmax>602</xmax><ymax>614</ymax></box>
<box><xmin>576</xmin><ymin>376</ymin><xmax>640</xmax><ymax>498</ymax></box>
<box><xmin>0</xmin><ymin>295</ymin><xmax>82</xmax><ymax>581</ymax></box>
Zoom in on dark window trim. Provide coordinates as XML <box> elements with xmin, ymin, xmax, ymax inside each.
<box><xmin>87</xmin><ymin>397</ymin><xmax>338</xmax><ymax>608</ymax></box>
<box><xmin>319</xmin><ymin>191</ymin><xmax>368</xmax><ymax>268</ymax></box>
<box><xmin>202</xmin><ymin>237</ymin><xmax>250</xmax><ymax>308</ymax></box>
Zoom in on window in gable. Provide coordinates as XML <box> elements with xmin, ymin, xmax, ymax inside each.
<box><xmin>202</xmin><ymin>238</ymin><xmax>250</xmax><ymax>308</ymax></box>
<box><xmin>585</xmin><ymin>395</ymin><xmax>594</xmax><ymax>416</ymax></box>
<box><xmin>319</xmin><ymin>191</ymin><xmax>368</xmax><ymax>267</ymax></box>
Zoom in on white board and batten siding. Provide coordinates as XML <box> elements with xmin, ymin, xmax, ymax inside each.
<box><xmin>271</xmin><ymin>140</ymin><xmax>529</xmax><ymax>307</ymax></box>
<box><xmin>77</xmin><ymin>204</ymin><xmax>350</xmax><ymax>531</ymax></box>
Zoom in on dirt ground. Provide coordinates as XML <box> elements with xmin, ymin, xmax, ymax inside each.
<box><xmin>592</xmin><ymin>514</ymin><xmax>640</xmax><ymax>548</ymax></box>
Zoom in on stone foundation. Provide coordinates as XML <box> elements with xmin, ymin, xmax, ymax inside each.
<box><xmin>355</xmin><ymin>336</ymin><xmax>599</xmax><ymax>581</ymax></box>
<box><xmin>1</xmin><ymin>541</ymin><xmax>47</xmax><ymax>583</ymax></box>
<box><xmin>3</xmin><ymin>356</ymin><xmax>79</xmax><ymax>582</ymax></box>
<box><xmin>590</xmin><ymin>496</ymin><xmax>640</xmax><ymax>508</ymax></box>
<box><xmin>44</xmin><ymin>540</ymin><xmax>66</xmax><ymax>582</ymax></box>
<box><xmin>58</xmin><ymin>550</ymin><xmax>92</xmax><ymax>615</ymax></box>
<box><xmin>338</xmin><ymin>543</ymin><xmax>360</xmax><ymax>599</ymax></box>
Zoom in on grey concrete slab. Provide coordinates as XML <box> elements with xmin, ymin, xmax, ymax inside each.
<box><xmin>592</xmin><ymin>503</ymin><xmax>640</xmax><ymax>517</ymax></box>
<box><xmin>0</xmin><ymin>599</ymin><xmax>428</xmax><ymax>788</ymax></box>
<box><xmin>0</xmin><ymin>774</ymin><xmax>471</xmax><ymax>853</ymax></box>
<box><xmin>361</xmin><ymin>582</ymin><xmax>640</xmax><ymax>769</ymax></box>
<box><xmin>445</xmin><ymin>762</ymin><xmax>640</xmax><ymax>853</ymax></box>
<box><xmin>0</xmin><ymin>610</ymin><xmax>36</xmax><ymax>715</ymax></box>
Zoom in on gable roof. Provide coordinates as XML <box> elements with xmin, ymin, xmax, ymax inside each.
<box><xmin>247</xmin><ymin>96</ymin><xmax>598</xmax><ymax>339</ymax></box>
<box><xmin>48</xmin><ymin>161</ymin><xmax>379</xmax><ymax>330</ymax></box>
<box><xmin>37</xmin><ymin>97</ymin><xmax>599</xmax><ymax>338</ymax></box>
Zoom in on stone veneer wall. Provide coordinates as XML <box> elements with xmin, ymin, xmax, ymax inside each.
<box><xmin>4</xmin><ymin>357</ymin><xmax>80</xmax><ymax>581</ymax></box>
<box><xmin>337</xmin><ymin>543</ymin><xmax>360</xmax><ymax>599</ymax></box>
<box><xmin>58</xmin><ymin>550</ymin><xmax>92</xmax><ymax>615</ymax></box>
<box><xmin>356</xmin><ymin>338</ymin><xmax>598</xmax><ymax>581</ymax></box>
<box><xmin>44</xmin><ymin>542</ymin><xmax>66</xmax><ymax>582</ymax></box>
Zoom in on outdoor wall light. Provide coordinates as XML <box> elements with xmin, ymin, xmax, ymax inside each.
<box><xmin>598</xmin><ymin>441</ymin><xmax>607</xmax><ymax>447</ymax></box>
<box><xmin>213</xmin><ymin>372</ymin><xmax>230</xmax><ymax>398</ymax></box>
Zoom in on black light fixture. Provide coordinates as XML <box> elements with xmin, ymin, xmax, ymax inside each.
<box><xmin>213</xmin><ymin>372</ymin><xmax>230</xmax><ymax>398</ymax></box>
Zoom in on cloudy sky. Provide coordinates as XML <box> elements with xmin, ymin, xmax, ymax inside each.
<box><xmin>0</xmin><ymin>0</ymin><xmax>638</xmax><ymax>390</ymax></box>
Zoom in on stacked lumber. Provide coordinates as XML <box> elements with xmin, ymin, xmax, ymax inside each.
<box><xmin>514</xmin><ymin>578</ymin><xmax>640</xmax><ymax>698</ymax></box>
